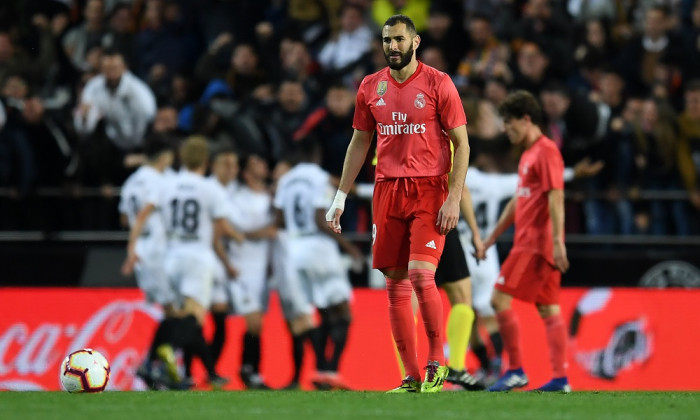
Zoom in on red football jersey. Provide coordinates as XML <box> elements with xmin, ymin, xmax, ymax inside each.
<box><xmin>353</xmin><ymin>62</ymin><xmax>466</xmax><ymax>180</ymax></box>
<box><xmin>511</xmin><ymin>136</ymin><xmax>565</xmax><ymax>263</ymax></box>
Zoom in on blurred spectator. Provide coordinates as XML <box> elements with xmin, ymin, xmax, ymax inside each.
<box><xmin>137</xmin><ymin>0</ymin><xmax>197</xmax><ymax>90</ymax></box>
<box><xmin>74</xmin><ymin>49</ymin><xmax>156</xmax><ymax>186</ymax></box>
<box><xmin>617</xmin><ymin>5</ymin><xmax>684</xmax><ymax>95</ymax></box>
<box><xmin>285</xmin><ymin>0</ymin><xmax>343</xmax><ymax>49</ymax></box>
<box><xmin>455</xmin><ymin>14</ymin><xmax>511</xmax><ymax>89</ymax></box>
<box><xmin>101</xmin><ymin>2</ymin><xmax>138</xmax><ymax>70</ymax></box>
<box><xmin>276</xmin><ymin>38</ymin><xmax>323</xmax><ymax>103</ymax></box>
<box><xmin>676</xmin><ymin>80</ymin><xmax>700</xmax><ymax>217</ymax></box>
<box><xmin>372</xmin><ymin>0</ymin><xmax>430</xmax><ymax>33</ymax></box>
<box><xmin>511</xmin><ymin>42</ymin><xmax>551</xmax><ymax>96</ymax></box>
<box><xmin>317</xmin><ymin>3</ymin><xmax>373</xmax><ymax>87</ymax></box>
<box><xmin>516</xmin><ymin>0</ymin><xmax>574</xmax><ymax>78</ymax></box>
<box><xmin>195</xmin><ymin>40</ymin><xmax>270</xmax><ymax>104</ymax></box>
<box><xmin>630</xmin><ymin>98</ymin><xmax>689</xmax><ymax>235</ymax></box>
<box><xmin>0</xmin><ymin>81</ymin><xmax>37</xmax><ymax>199</ymax></box>
<box><xmin>0</xmin><ymin>23</ymin><xmax>57</xmax><ymax>88</ymax></box>
<box><xmin>262</xmin><ymin>79</ymin><xmax>311</xmax><ymax>163</ymax></box>
<box><xmin>567</xmin><ymin>0</ymin><xmax>617</xmax><ymax>23</ymax></box>
<box><xmin>62</xmin><ymin>0</ymin><xmax>106</xmax><ymax>72</ymax></box>
<box><xmin>682</xmin><ymin>0</ymin><xmax>700</xmax><ymax>80</ymax></box>
<box><xmin>418</xmin><ymin>4</ymin><xmax>468</xmax><ymax>74</ymax></box>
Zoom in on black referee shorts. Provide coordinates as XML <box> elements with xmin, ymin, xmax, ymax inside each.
<box><xmin>435</xmin><ymin>229</ymin><xmax>470</xmax><ymax>286</ymax></box>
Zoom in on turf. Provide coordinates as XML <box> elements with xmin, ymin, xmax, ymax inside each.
<box><xmin>2</xmin><ymin>391</ymin><xmax>698</xmax><ymax>420</ymax></box>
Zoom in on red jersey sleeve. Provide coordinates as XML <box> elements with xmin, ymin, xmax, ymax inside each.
<box><xmin>437</xmin><ymin>75</ymin><xmax>467</xmax><ymax>131</ymax></box>
<box><xmin>352</xmin><ymin>78</ymin><xmax>376</xmax><ymax>132</ymax></box>
<box><xmin>537</xmin><ymin>142</ymin><xmax>565</xmax><ymax>191</ymax></box>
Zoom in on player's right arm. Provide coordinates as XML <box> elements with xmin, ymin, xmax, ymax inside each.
<box><xmin>326</xmin><ymin>129</ymin><xmax>374</xmax><ymax>233</ymax></box>
<box><xmin>213</xmin><ymin>219</ymin><xmax>239</xmax><ymax>279</ymax></box>
<box><xmin>121</xmin><ymin>203</ymin><xmax>155</xmax><ymax>276</ymax></box>
<box><xmin>459</xmin><ymin>186</ymin><xmax>485</xmax><ymax>260</ymax></box>
<box><xmin>482</xmin><ymin>196</ymin><xmax>516</xmax><ymax>251</ymax></box>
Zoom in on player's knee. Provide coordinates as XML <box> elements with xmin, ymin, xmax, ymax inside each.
<box><xmin>245</xmin><ymin>312</ymin><xmax>264</xmax><ymax>334</ymax></box>
<box><xmin>491</xmin><ymin>291</ymin><xmax>510</xmax><ymax>312</ymax></box>
<box><xmin>536</xmin><ymin>304</ymin><xmax>560</xmax><ymax>318</ymax></box>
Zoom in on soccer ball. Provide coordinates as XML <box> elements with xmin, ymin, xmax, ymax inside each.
<box><xmin>59</xmin><ymin>348</ymin><xmax>111</xmax><ymax>393</ymax></box>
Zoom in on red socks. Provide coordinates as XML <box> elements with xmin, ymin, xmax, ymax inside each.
<box><xmin>408</xmin><ymin>269</ymin><xmax>444</xmax><ymax>365</ymax></box>
<box><xmin>386</xmin><ymin>278</ymin><xmax>420</xmax><ymax>379</ymax></box>
<box><xmin>544</xmin><ymin>314</ymin><xmax>568</xmax><ymax>378</ymax></box>
<box><xmin>496</xmin><ymin>309</ymin><xmax>523</xmax><ymax>370</ymax></box>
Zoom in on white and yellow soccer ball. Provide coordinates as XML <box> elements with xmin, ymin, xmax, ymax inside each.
<box><xmin>59</xmin><ymin>348</ymin><xmax>111</xmax><ymax>393</ymax></box>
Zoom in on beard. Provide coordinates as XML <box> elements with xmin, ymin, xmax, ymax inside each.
<box><xmin>384</xmin><ymin>45</ymin><xmax>414</xmax><ymax>70</ymax></box>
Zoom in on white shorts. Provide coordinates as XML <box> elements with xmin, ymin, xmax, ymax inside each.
<box><xmin>210</xmin><ymin>259</ymin><xmax>230</xmax><ymax>306</ymax></box>
<box><xmin>164</xmin><ymin>247</ymin><xmax>216</xmax><ymax>309</ymax></box>
<box><xmin>230</xmin><ymin>253</ymin><xmax>270</xmax><ymax>314</ymax></box>
<box><xmin>460</xmin><ymin>232</ymin><xmax>499</xmax><ymax>317</ymax></box>
<box><xmin>278</xmin><ymin>236</ymin><xmax>352</xmax><ymax>319</ymax></box>
<box><xmin>273</xmin><ymin>233</ymin><xmax>314</xmax><ymax>320</ymax></box>
<box><xmin>134</xmin><ymin>239</ymin><xmax>175</xmax><ymax>305</ymax></box>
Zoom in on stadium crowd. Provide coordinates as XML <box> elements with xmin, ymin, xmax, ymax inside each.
<box><xmin>1</xmin><ymin>0</ymin><xmax>700</xmax><ymax>235</ymax></box>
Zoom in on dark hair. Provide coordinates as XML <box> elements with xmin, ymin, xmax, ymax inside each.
<box><xmin>497</xmin><ymin>90</ymin><xmax>543</xmax><ymax>125</ymax></box>
<box><xmin>144</xmin><ymin>134</ymin><xmax>174</xmax><ymax>160</ymax></box>
<box><xmin>685</xmin><ymin>79</ymin><xmax>700</xmax><ymax>93</ymax></box>
<box><xmin>540</xmin><ymin>80</ymin><xmax>570</xmax><ymax>98</ymax></box>
<box><xmin>384</xmin><ymin>14</ymin><xmax>417</xmax><ymax>37</ymax></box>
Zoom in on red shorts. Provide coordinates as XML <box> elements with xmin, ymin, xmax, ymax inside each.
<box><xmin>372</xmin><ymin>176</ymin><xmax>448</xmax><ymax>270</ymax></box>
<box><xmin>495</xmin><ymin>251</ymin><xmax>561</xmax><ymax>305</ymax></box>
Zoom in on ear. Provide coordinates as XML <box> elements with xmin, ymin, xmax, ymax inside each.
<box><xmin>413</xmin><ymin>34</ymin><xmax>421</xmax><ymax>51</ymax></box>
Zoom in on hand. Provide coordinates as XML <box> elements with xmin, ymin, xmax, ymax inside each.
<box><xmin>573</xmin><ymin>158</ymin><xmax>604</xmax><ymax>179</ymax></box>
<box><xmin>553</xmin><ymin>240</ymin><xmax>569</xmax><ymax>273</ymax></box>
<box><xmin>326</xmin><ymin>207</ymin><xmax>344</xmax><ymax>233</ymax></box>
<box><xmin>471</xmin><ymin>235</ymin><xmax>486</xmax><ymax>261</ymax></box>
<box><xmin>121</xmin><ymin>252</ymin><xmax>139</xmax><ymax>276</ymax></box>
<box><xmin>209</xmin><ymin>32</ymin><xmax>233</xmax><ymax>54</ymax></box>
<box><xmin>436</xmin><ymin>196</ymin><xmax>459</xmax><ymax>235</ymax></box>
<box><xmin>226</xmin><ymin>264</ymin><xmax>239</xmax><ymax>279</ymax></box>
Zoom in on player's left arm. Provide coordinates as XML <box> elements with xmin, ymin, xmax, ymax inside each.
<box><xmin>548</xmin><ymin>188</ymin><xmax>569</xmax><ymax>273</ymax></box>
<box><xmin>121</xmin><ymin>203</ymin><xmax>154</xmax><ymax>276</ymax></box>
<box><xmin>437</xmin><ymin>125</ymin><xmax>470</xmax><ymax>234</ymax></box>
<box><xmin>459</xmin><ymin>186</ymin><xmax>484</xmax><ymax>260</ymax></box>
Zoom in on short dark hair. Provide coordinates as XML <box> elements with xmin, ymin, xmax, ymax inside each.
<box><xmin>144</xmin><ymin>134</ymin><xmax>174</xmax><ymax>160</ymax></box>
<box><xmin>498</xmin><ymin>90</ymin><xmax>543</xmax><ymax>125</ymax></box>
<box><xmin>685</xmin><ymin>79</ymin><xmax>700</xmax><ymax>93</ymax></box>
<box><xmin>384</xmin><ymin>14</ymin><xmax>417</xmax><ymax>37</ymax></box>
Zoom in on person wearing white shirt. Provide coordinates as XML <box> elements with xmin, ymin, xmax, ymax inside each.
<box><xmin>317</xmin><ymin>4</ymin><xmax>374</xmax><ymax>72</ymax></box>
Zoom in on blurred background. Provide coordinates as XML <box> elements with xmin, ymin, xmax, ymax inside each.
<box><xmin>1</xmin><ymin>0</ymin><xmax>699</xmax><ymax>392</ymax></box>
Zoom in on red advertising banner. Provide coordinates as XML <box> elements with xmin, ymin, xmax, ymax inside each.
<box><xmin>0</xmin><ymin>287</ymin><xmax>698</xmax><ymax>391</ymax></box>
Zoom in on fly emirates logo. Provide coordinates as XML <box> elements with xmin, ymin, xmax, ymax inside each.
<box><xmin>377</xmin><ymin>112</ymin><xmax>426</xmax><ymax>136</ymax></box>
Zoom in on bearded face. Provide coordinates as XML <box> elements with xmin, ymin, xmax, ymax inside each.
<box><xmin>382</xmin><ymin>23</ymin><xmax>417</xmax><ymax>71</ymax></box>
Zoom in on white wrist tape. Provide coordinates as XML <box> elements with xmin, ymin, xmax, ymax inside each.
<box><xmin>326</xmin><ymin>190</ymin><xmax>348</xmax><ymax>222</ymax></box>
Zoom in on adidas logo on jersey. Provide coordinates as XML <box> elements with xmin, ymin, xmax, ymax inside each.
<box><xmin>425</xmin><ymin>240</ymin><xmax>436</xmax><ymax>249</ymax></box>
<box><xmin>376</xmin><ymin>98</ymin><xmax>386</xmax><ymax>106</ymax></box>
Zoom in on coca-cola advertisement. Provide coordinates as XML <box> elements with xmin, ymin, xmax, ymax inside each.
<box><xmin>1</xmin><ymin>287</ymin><xmax>698</xmax><ymax>391</ymax></box>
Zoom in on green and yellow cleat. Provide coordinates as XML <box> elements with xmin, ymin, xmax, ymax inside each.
<box><xmin>386</xmin><ymin>376</ymin><xmax>421</xmax><ymax>393</ymax></box>
<box><xmin>155</xmin><ymin>344</ymin><xmax>181</xmax><ymax>385</ymax></box>
<box><xmin>421</xmin><ymin>361</ymin><xmax>448</xmax><ymax>393</ymax></box>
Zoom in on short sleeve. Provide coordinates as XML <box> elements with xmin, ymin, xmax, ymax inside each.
<box><xmin>144</xmin><ymin>177</ymin><xmax>161</xmax><ymax>207</ymax></box>
<box><xmin>273</xmin><ymin>179</ymin><xmax>285</xmax><ymax>210</ymax></box>
<box><xmin>209</xmin><ymin>182</ymin><xmax>231</xmax><ymax>220</ymax></box>
<box><xmin>537</xmin><ymin>143</ymin><xmax>565</xmax><ymax>191</ymax></box>
<box><xmin>437</xmin><ymin>75</ymin><xmax>467</xmax><ymax>130</ymax></box>
<box><xmin>352</xmin><ymin>77</ymin><xmax>376</xmax><ymax>132</ymax></box>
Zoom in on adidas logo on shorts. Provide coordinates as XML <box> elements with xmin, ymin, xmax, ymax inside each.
<box><xmin>425</xmin><ymin>240</ymin><xmax>436</xmax><ymax>249</ymax></box>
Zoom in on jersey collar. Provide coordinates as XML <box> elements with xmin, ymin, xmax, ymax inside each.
<box><xmin>387</xmin><ymin>61</ymin><xmax>423</xmax><ymax>88</ymax></box>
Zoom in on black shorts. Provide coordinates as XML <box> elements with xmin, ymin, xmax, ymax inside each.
<box><xmin>435</xmin><ymin>229</ymin><xmax>470</xmax><ymax>286</ymax></box>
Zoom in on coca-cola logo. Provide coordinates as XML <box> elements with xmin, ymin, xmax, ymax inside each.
<box><xmin>0</xmin><ymin>300</ymin><xmax>161</xmax><ymax>391</ymax></box>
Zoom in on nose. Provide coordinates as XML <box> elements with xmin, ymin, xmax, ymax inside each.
<box><xmin>390</xmin><ymin>40</ymin><xmax>399</xmax><ymax>51</ymax></box>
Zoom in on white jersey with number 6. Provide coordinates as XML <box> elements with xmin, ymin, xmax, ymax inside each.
<box><xmin>274</xmin><ymin>163</ymin><xmax>352</xmax><ymax>317</ymax></box>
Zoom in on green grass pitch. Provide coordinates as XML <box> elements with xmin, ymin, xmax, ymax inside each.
<box><xmin>2</xmin><ymin>391</ymin><xmax>699</xmax><ymax>420</ymax></box>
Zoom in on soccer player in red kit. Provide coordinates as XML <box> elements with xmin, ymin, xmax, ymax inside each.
<box><xmin>480</xmin><ymin>91</ymin><xmax>571</xmax><ymax>393</ymax></box>
<box><xmin>326</xmin><ymin>14</ymin><xmax>470</xmax><ymax>393</ymax></box>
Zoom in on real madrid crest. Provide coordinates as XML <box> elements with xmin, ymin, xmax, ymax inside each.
<box><xmin>377</xmin><ymin>81</ymin><xmax>387</xmax><ymax>96</ymax></box>
<box><xmin>414</xmin><ymin>93</ymin><xmax>426</xmax><ymax>109</ymax></box>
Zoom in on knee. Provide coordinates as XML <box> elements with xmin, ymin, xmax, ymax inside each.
<box><xmin>246</xmin><ymin>313</ymin><xmax>264</xmax><ymax>334</ymax></box>
<box><xmin>536</xmin><ymin>304</ymin><xmax>560</xmax><ymax>318</ymax></box>
<box><xmin>490</xmin><ymin>292</ymin><xmax>509</xmax><ymax>313</ymax></box>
